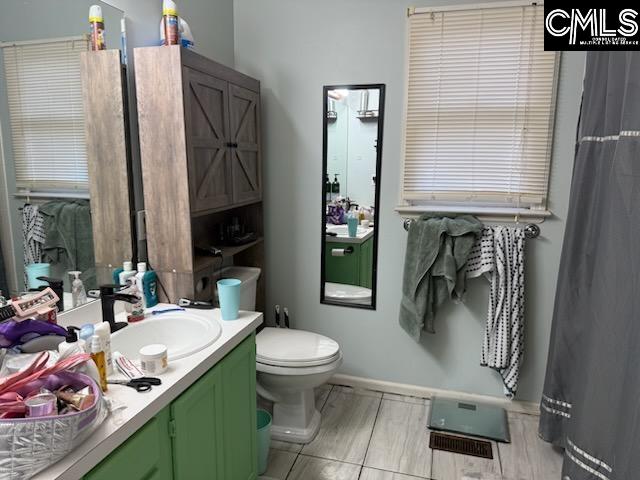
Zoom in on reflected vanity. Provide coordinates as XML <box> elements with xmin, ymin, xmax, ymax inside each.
<box><xmin>321</xmin><ymin>84</ymin><xmax>385</xmax><ymax>309</ymax></box>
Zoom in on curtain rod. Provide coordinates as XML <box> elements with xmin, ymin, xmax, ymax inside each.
<box><xmin>409</xmin><ymin>1</ymin><xmax>542</xmax><ymax>16</ymax></box>
<box><xmin>402</xmin><ymin>218</ymin><xmax>541</xmax><ymax>239</ymax></box>
<box><xmin>14</xmin><ymin>191</ymin><xmax>89</xmax><ymax>200</ymax></box>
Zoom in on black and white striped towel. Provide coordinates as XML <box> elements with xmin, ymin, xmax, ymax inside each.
<box><xmin>482</xmin><ymin>226</ymin><xmax>525</xmax><ymax>397</ymax></box>
<box><xmin>22</xmin><ymin>204</ymin><xmax>46</xmax><ymax>287</ymax></box>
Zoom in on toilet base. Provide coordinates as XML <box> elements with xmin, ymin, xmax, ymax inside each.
<box><xmin>271</xmin><ymin>408</ymin><xmax>321</xmax><ymax>444</ymax></box>
<box><xmin>268</xmin><ymin>387</ymin><xmax>322</xmax><ymax>444</ymax></box>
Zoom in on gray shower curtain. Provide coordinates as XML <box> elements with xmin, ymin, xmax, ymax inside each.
<box><xmin>540</xmin><ymin>52</ymin><xmax>640</xmax><ymax>480</ymax></box>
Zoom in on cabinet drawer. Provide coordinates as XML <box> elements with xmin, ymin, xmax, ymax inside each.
<box><xmin>85</xmin><ymin>408</ymin><xmax>172</xmax><ymax>480</ymax></box>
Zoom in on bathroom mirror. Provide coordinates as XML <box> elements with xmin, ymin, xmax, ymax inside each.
<box><xmin>321</xmin><ymin>84</ymin><xmax>385</xmax><ymax>309</ymax></box>
<box><xmin>0</xmin><ymin>1</ymin><xmax>126</xmax><ymax>311</ymax></box>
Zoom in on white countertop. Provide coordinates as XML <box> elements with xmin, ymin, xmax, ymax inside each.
<box><xmin>32</xmin><ymin>304</ymin><xmax>263</xmax><ymax>480</ymax></box>
<box><xmin>325</xmin><ymin>224</ymin><xmax>374</xmax><ymax>244</ymax></box>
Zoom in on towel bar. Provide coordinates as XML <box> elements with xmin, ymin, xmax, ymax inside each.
<box><xmin>402</xmin><ymin>218</ymin><xmax>541</xmax><ymax>239</ymax></box>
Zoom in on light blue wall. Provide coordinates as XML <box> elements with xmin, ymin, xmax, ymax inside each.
<box><xmin>234</xmin><ymin>0</ymin><xmax>586</xmax><ymax>401</ymax></box>
<box><xmin>345</xmin><ymin>90</ymin><xmax>378</xmax><ymax>208</ymax></box>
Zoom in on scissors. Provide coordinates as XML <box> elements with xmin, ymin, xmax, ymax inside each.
<box><xmin>108</xmin><ymin>377</ymin><xmax>162</xmax><ymax>393</ymax></box>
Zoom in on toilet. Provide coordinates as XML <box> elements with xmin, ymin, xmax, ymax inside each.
<box><xmin>256</xmin><ymin>327</ymin><xmax>342</xmax><ymax>443</ymax></box>
<box><xmin>324</xmin><ymin>282</ymin><xmax>372</xmax><ymax>305</ymax></box>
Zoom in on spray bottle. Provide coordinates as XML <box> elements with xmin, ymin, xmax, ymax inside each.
<box><xmin>162</xmin><ymin>0</ymin><xmax>180</xmax><ymax>46</ymax></box>
<box><xmin>89</xmin><ymin>5</ymin><xmax>106</xmax><ymax>51</ymax></box>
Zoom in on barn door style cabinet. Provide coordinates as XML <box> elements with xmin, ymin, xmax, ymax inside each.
<box><xmin>135</xmin><ymin>46</ymin><xmax>264</xmax><ymax>307</ymax></box>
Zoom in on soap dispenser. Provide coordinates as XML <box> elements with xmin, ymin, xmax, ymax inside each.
<box><xmin>325</xmin><ymin>174</ymin><xmax>332</xmax><ymax>203</ymax></box>
<box><xmin>58</xmin><ymin>326</ymin><xmax>85</xmax><ymax>357</ymax></box>
<box><xmin>69</xmin><ymin>271</ymin><xmax>87</xmax><ymax>308</ymax></box>
<box><xmin>331</xmin><ymin>174</ymin><xmax>340</xmax><ymax>202</ymax></box>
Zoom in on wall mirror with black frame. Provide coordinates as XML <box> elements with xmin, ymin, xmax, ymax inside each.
<box><xmin>321</xmin><ymin>84</ymin><xmax>385</xmax><ymax>309</ymax></box>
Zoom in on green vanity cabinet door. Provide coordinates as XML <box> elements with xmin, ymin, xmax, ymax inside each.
<box><xmin>84</xmin><ymin>407</ymin><xmax>173</xmax><ymax>480</ymax></box>
<box><xmin>325</xmin><ymin>241</ymin><xmax>361</xmax><ymax>286</ymax></box>
<box><xmin>170</xmin><ymin>364</ymin><xmax>224</xmax><ymax>480</ymax></box>
<box><xmin>221</xmin><ymin>334</ymin><xmax>258</xmax><ymax>480</ymax></box>
<box><xmin>359</xmin><ymin>237</ymin><xmax>374</xmax><ymax>289</ymax></box>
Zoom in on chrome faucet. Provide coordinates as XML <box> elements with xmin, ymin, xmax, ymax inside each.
<box><xmin>99</xmin><ymin>284</ymin><xmax>139</xmax><ymax>332</ymax></box>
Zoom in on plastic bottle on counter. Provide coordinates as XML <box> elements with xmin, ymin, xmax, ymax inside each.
<box><xmin>59</xmin><ymin>327</ymin><xmax>102</xmax><ymax>386</ymax></box>
<box><xmin>89</xmin><ymin>5</ymin><xmax>106</xmax><ymax>51</ymax></box>
<box><xmin>94</xmin><ymin>322</ymin><xmax>113</xmax><ymax>375</ymax></box>
<box><xmin>135</xmin><ymin>262</ymin><xmax>159</xmax><ymax>309</ymax></box>
<box><xmin>118</xmin><ymin>261</ymin><xmax>136</xmax><ymax>287</ymax></box>
<box><xmin>162</xmin><ymin>0</ymin><xmax>180</xmax><ymax>46</ymax></box>
<box><xmin>79</xmin><ymin>324</ymin><xmax>95</xmax><ymax>352</ymax></box>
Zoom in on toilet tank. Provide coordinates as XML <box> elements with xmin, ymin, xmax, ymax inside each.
<box><xmin>214</xmin><ymin>266</ymin><xmax>261</xmax><ymax>310</ymax></box>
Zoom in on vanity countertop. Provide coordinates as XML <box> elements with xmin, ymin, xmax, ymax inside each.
<box><xmin>325</xmin><ymin>224</ymin><xmax>374</xmax><ymax>244</ymax></box>
<box><xmin>32</xmin><ymin>305</ymin><xmax>263</xmax><ymax>480</ymax></box>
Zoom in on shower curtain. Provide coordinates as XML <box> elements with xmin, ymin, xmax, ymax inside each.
<box><xmin>540</xmin><ymin>52</ymin><xmax>640</xmax><ymax>480</ymax></box>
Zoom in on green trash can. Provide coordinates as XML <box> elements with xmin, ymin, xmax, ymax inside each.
<box><xmin>257</xmin><ymin>409</ymin><xmax>272</xmax><ymax>475</ymax></box>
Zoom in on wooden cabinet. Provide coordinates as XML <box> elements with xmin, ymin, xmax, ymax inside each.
<box><xmin>183</xmin><ymin>67</ymin><xmax>234</xmax><ymax>213</ymax></box>
<box><xmin>85</xmin><ymin>334</ymin><xmax>257</xmax><ymax>480</ymax></box>
<box><xmin>135</xmin><ymin>46</ymin><xmax>264</xmax><ymax>305</ymax></box>
<box><xmin>229</xmin><ymin>85</ymin><xmax>261</xmax><ymax>205</ymax></box>
<box><xmin>80</xmin><ymin>50</ymin><xmax>135</xmax><ymax>285</ymax></box>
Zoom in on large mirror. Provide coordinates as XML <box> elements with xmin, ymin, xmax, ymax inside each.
<box><xmin>321</xmin><ymin>84</ymin><xmax>385</xmax><ymax>309</ymax></box>
<box><xmin>0</xmin><ymin>0</ymin><xmax>126</xmax><ymax>312</ymax></box>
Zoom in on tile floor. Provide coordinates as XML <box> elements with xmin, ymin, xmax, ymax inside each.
<box><xmin>259</xmin><ymin>385</ymin><xmax>564</xmax><ymax>480</ymax></box>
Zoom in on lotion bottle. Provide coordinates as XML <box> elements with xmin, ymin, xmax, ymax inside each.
<box><xmin>118</xmin><ymin>261</ymin><xmax>136</xmax><ymax>286</ymax></box>
<box><xmin>94</xmin><ymin>322</ymin><xmax>113</xmax><ymax>375</ymax></box>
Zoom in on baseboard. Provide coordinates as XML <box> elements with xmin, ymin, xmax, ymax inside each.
<box><xmin>330</xmin><ymin>374</ymin><xmax>540</xmax><ymax>416</ymax></box>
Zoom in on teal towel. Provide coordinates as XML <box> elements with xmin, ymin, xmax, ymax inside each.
<box><xmin>400</xmin><ymin>213</ymin><xmax>482</xmax><ymax>340</ymax></box>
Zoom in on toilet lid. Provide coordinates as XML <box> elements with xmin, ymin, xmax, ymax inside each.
<box><xmin>256</xmin><ymin>328</ymin><xmax>341</xmax><ymax>367</ymax></box>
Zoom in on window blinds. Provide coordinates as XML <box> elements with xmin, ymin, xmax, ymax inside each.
<box><xmin>2</xmin><ymin>37</ymin><xmax>89</xmax><ymax>191</ymax></box>
<box><xmin>403</xmin><ymin>3</ymin><xmax>558</xmax><ymax>208</ymax></box>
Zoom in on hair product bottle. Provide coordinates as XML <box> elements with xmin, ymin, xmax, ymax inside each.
<box><xmin>162</xmin><ymin>0</ymin><xmax>180</xmax><ymax>46</ymax></box>
<box><xmin>89</xmin><ymin>5</ymin><xmax>106</xmax><ymax>51</ymax></box>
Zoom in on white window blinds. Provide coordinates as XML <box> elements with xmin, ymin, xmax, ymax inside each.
<box><xmin>2</xmin><ymin>37</ymin><xmax>89</xmax><ymax>191</ymax></box>
<box><xmin>402</xmin><ymin>3</ymin><xmax>558</xmax><ymax>209</ymax></box>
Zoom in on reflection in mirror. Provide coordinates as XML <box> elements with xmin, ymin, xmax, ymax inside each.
<box><xmin>0</xmin><ymin>1</ymin><xmax>125</xmax><ymax>311</ymax></box>
<box><xmin>321</xmin><ymin>84</ymin><xmax>385</xmax><ymax>309</ymax></box>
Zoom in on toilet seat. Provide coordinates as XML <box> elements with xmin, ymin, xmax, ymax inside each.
<box><xmin>324</xmin><ymin>282</ymin><xmax>372</xmax><ymax>305</ymax></box>
<box><xmin>256</xmin><ymin>327</ymin><xmax>341</xmax><ymax>367</ymax></box>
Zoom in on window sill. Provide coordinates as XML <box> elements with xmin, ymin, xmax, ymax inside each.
<box><xmin>395</xmin><ymin>205</ymin><xmax>551</xmax><ymax>224</ymax></box>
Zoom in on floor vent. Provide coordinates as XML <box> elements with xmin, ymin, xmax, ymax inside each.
<box><xmin>429</xmin><ymin>432</ymin><xmax>493</xmax><ymax>459</ymax></box>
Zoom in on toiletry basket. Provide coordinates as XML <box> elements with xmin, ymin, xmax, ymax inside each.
<box><xmin>0</xmin><ymin>356</ymin><xmax>108</xmax><ymax>479</ymax></box>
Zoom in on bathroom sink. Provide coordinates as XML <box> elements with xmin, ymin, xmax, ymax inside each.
<box><xmin>111</xmin><ymin>312</ymin><xmax>222</xmax><ymax>361</ymax></box>
<box><xmin>326</xmin><ymin>224</ymin><xmax>373</xmax><ymax>238</ymax></box>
